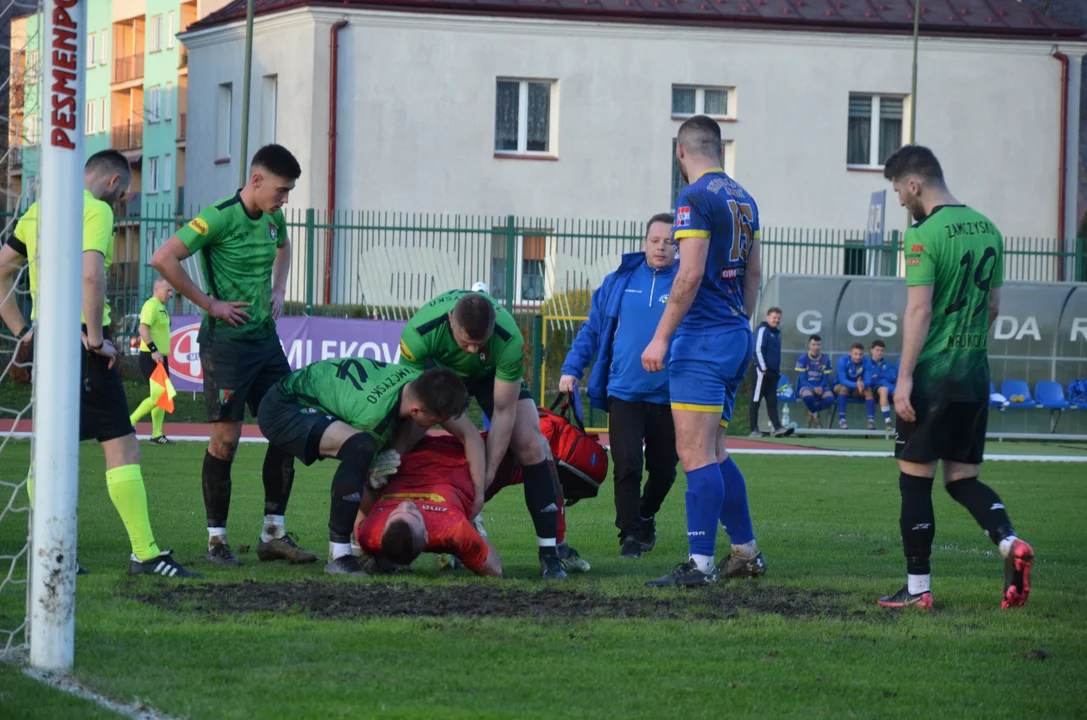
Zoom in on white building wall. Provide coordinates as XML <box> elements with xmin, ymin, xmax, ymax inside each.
<box><xmin>182</xmin><ymin>10</ymin><xmax>1086</xmax><ymax>307</ymax></box>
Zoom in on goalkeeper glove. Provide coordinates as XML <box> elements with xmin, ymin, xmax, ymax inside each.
<box><xmin>367</xmin><ymin>449</ymin><xmax>401</xmax><ymax>490</ymax></box>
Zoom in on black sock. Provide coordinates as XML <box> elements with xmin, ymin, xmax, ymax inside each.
<box><xmin>202</xmin><ymin>451</ymin><xmax>233</xmax><ymax>528</ymax></box>
<box><xmin>329</xmin><ymin>434</ymin><xmax>375</xmax><ymax>543</ymax></box>
<box><xmin>262</xmin><ymin>444</ymin><xmax>295</xmax><ymax>516</ymax></box>
<box><xmin>945</xmin><ymin>477</ymin><xmax>1015</xmax><ymax>544</ymax></box>
<box><xmin>899</xmin><ymin>473</ymin><xmax>935</xmax><ymax>575</ymax></box>
<box><xmin>522</xmin><ymin>460</ymin><xmax>558</xmax><ymax>554</ymax></box>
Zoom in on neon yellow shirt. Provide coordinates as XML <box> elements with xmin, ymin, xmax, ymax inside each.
<box><xmin>138</xmin><ymin>296</ymin><xmax>170</xmax><ymax>352</ymax></box>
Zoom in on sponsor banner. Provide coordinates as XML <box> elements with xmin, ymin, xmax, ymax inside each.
<box><xmin>167</xmin><ymin>316</ymin><xmax>407</xmax><ymax>391</ymax></box>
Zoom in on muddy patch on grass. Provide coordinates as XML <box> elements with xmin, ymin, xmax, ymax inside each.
<box><xmin>135</xmin><ymin>580</ymin><xmax>865</xmax><ymax>622</ymax></box>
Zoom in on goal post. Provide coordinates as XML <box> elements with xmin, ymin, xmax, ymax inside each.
<box><xmin>28</xmin><ymin>0</ymin><xmax>86</xmax><ymax>671</ymax></box>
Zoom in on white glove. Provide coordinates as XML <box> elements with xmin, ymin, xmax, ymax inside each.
<box><xmin>367</xmin><ymin>449</ymin><xmax>401</xmax><ymax>490</ymax></box>
<box><xmin>471</xmin><ymin>513</ymin><xmax>487</xmax><ymax>538</ymax></box>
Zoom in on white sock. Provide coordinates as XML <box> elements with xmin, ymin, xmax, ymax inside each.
<box><xmin>881</xmin><ymin>405</ymin><xmax>890</xmax><ymax>414</ymax></box>
<box><xmin>329</xmin><ymin>542</ymin><xmax>353</xmax><ymax>561</ymax></box>
<box><xmin>690</xmin><ymin>554</ymin><xmax>714</xmax><ymax>573</ymax></box>
<box><xmin>260</xmin><ymin>515</ymin><xmax>286</xmax><ymax>543</ymax></box>
<box><xmin>732</xmin><ymin>541</ymin><xmax>759</xmax><ymax>559</ymax></box>
<box><xmin>999</xmin><ymin>535</ymin><xmax>1018</xmax><ymax>559</ymax></box>
<box><xmin>537</xmin><ymin>537</ymin><xmax>557</xmax><ymax>548</ymax></box>
<box><xmin>908</xmin><ymin>573</ymin><xmax>931</xmax><ymax>595</ymax></box>
<box><xmin>208</xmin><ymin>527</ymin><xmax>227</xmax><ymax>544</ymax></box>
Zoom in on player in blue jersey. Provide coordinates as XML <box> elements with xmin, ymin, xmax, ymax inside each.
<box><xmin>640</xmin><ymin>116</ymin><xmax>766</xmax><ymax>587</ymax></box>
<box><xmin>835</xmin><ymin>343</ymin><xmax>876</xmax><ymax>430</ymax></box>
<box><xmin>795</xmin><ymin>335</ymin><xmax>835</xmax><ymax>427</ymax></box>
<box><xmin>866</xmin><ymin>339</ymin><xmax>897</xmax><ymax>431</ymax></box>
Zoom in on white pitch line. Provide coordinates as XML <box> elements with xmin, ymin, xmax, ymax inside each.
<box><xmin>22</xmin><ymin>667</ymin><xmax>182</xmax><ymax>720</ymax></box>
<box><xmin>4</xmin><ymin>433</ymin><xmax>1086</xmax><ymax>462</ymax></box>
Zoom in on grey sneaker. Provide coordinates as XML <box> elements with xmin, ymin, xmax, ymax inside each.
<box><xmin>646</xmin><ymin>558</ymin><xmax>718</xmax><ymax>587</ymax></box>
<box><xmin>716</xmin><ymin>551</ymin><xmax>767</xmax><ymax>580</ymax></box>
<box><xmin>771</xmin><ymin>426</ymin><xmax>795</xmax><ymax>438</ymax></box>
<box><xmin>539</xmin><ymin>550</ymin><xmax>567</xmax><ymax>580</ymax></box>
<box><xmin>325</xmin><ymin>554</ymin><xmax>368</xmax><ymax>577</ymax></box>
<box><xmin>619</xmin><ymin>535</ymin><xmax>642</xmax><ymax>559</ymax></box>
<box><xmin>749</xmin><ymin>429</ymin><xmax>765</xmax><ymax>438</ymax></box>
<box><xmin>206</xmin><ymin>539</ymin><xmax>243</xmax><ymax>566</ymax></box>
<box><xmin>557</xmin><ymin>543</ymin><xmax>591</xmax><ymax>573</ymax></box>
<box><xmin>257</xmin><ymin>533</ymin><xmax>318</xmax><ymax>564</ymax></box>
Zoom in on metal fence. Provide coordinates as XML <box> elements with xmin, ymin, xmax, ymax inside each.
<box><xmin>2</xmin><ymin>204</ymin><xmax>1085</xmax><ymax>331</ymax></box>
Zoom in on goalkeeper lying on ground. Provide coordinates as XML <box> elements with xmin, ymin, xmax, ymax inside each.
<box><xmin>353</xmin><ymin>431</ymin><xmax>591</xmax><ymax>576</ymax></box>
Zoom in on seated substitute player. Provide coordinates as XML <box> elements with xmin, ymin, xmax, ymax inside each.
<box><xmin>879</xmin><ymin>144</ymin><xmax>1032</xmax><ymax>610</ymax></box>
<box><xmin>794</xmin><ymin>334</ymin><xmax>835</xmax><ymax>427</ymax></box>
<box><xmin>354</xmin><ymin>432</ymin><xmax>590</xmax><ymax>576</ymax></box>
<box><xmin>0</xmin><ymin>150</ymin><xmax>199</xmax><ymax>578</ymax></box>
<box><xmin>834</xmin><ymin>342</ymin><xmax>876</xmax><ymax>430</ymax></box>
<box><xmin>153</xmin><ymin>144</ymin><xmax>311</xmax><ymax>568</ymax></box>
<box><xmin>258</xmin><ymin>357</ymin><xmax>470</xmax><ymax>576</ymax></box>
<box><xmin>866</xmin><ymin>340</ymin><xmax>897</xmax><ymax>430</ymax></box>
<box><xmin>641</xmin><ymin>115</ymin><xmax>766</xmax><ymax>586</ymax></box>
<box><xmin>129</xmin><ymin>277</ymin><xmax>175</xmax><ymax>444</ymax></box>
<box><xmin>399</xmin><ymin>290</ymin><xmax>567</xmax><ymax>579</ymax></box>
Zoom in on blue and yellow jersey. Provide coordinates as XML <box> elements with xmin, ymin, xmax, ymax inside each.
<box><xmin>836</xmin><ymin>356</ymin><xmax>867</xmax><ymax>389</ymax></box>
<box><xmin>795</xmin><ymin>352</ymin><xmax>833</xmax><ymax>390</ymax></box>
<box><xmin>672</xmin><ymin>168</ymin><xmax>760</xmax><ymax>335</ymax></box>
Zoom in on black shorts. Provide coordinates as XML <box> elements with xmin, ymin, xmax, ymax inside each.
<box><xmin>201</xmin><ymin>335</ymin><xmax>291</xmax><ymax>423</ymax></box>
<box><xmin>894</xmin><ymin>397</ymin><xmax>987</xmax><ymax>465</ymax></box>
<box><xmin>138</xmin><ymin>351</ymin><xmax>168</xmax><ymax>380</ymax></box>
<box><xmin>464</xmin><ymin>370</ymin><xmax>533</xmax><ymax>418</ymax></box>
<box><xmin>256</xmin><ymin>385</ymin><xmax>336</xmax><ymax>466</ymax></box>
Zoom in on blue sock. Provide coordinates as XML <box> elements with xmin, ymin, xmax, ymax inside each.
<box><xmin>718</xmin><ymin>456</ymin><xmax>754</xmax><ymax>545</ymax></box>
<box><xmin>865</xmin><ymin>398</ymin><xmax>875</xmax><ymax>421</ymax></box>
<box><xmin>802</xmin><ymin>394</ymin><xmax>817</xmax><ymax>413</ymax></box>
<box><xmin>685</xmin><ymin>463</ymin><xmax>724</xmax><ymax>557</ymax></box>
<box><xmin>837</xmin><ymin>393</ymin><xmax>848</xmax><ymax>421</ymax></box>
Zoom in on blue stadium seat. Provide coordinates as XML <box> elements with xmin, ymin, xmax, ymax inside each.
<box><xmin>1000</xmin><ymin>380</ymin><xmax>1037</xmax><ymax>408</ymax></box>
<box><xmin>1035</xmin><ymin>381</ymin><xmax>1071</xmax><ymax>410</ymax></box>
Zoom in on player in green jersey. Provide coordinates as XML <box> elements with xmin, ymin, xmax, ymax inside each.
<box><xmin>0</xmin><ymin>150</ymin><xmax>198</xmax><ymax>578</ymax></box>
<box><xmin>879</xmin><ymin>145</ymin><xmax>1032</xmax><ymax>611</ymax></box>
<box><xmin>152</xmin><ymin>145</ymin><xmax>313</xmax><ymax>568</ymax></box>
<box><xmin>257</xmin><ymin>358</ymin><xmax>469</xmax><ymax>575</ymax></box>
<box><xmin>129</xmin><ymin>277</ymin><xmax>175</xmax><ymax>444</ymax></box>
<box><xmin>400</xmin><ymin>290</ymin><xmax>568</xmax><ymax>579</ymax></box>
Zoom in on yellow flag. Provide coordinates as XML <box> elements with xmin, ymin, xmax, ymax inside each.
<box><xmin>150</xmin><ymin>362</ymin><xmax>177</xmax><ymax>414</ymax></box>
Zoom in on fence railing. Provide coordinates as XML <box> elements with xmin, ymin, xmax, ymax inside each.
<box><xmin>112</xmin><ymin>53</ymin><xmax>144</xmax><ymax>84</ymax></box>
<box><xmin>111</xmin><ymin>121</ymin><xmax>143</xmax><ymax>151</ymax></box>
<box><xmin>2</xmin><ymin>205</ymin><xmax>1084</xmax><ymax>331</ymax></box>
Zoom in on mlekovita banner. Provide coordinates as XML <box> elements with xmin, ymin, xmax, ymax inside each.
<box><xmin>166</xmin><ymin>316</ymin><xmax>407</xmax><ymax>392</ymax></box>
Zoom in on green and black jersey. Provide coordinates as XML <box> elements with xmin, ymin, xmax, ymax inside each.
<box><xmin>904</xmin><ymin>205</ymin><xmax>1003</xmax><ymax>403</ymax></box>
<box><xmin>399</xmin><ymin>290</ymin><xmax>525</xmax><ymax>383</ymax></box>
<box><xmin>176</xmin><ymin>193</ymin><xmax>287</xmax><ymax>343</ymax></box>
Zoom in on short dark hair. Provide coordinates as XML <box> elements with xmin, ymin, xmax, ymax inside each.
<box><xmin>850</xmin><ymin>342</ymin><xmax>864</xmax><ymax>352</ymax></box>
<box><xmin>84</xmin><ymin>149</ymin><xmax>130</xmax><ymax>179</ymax></box>
<box><xmin>767</xmin><ymin>307</ymin><xmax>782</xmax><ymax>316</ymax></box>
<box><xmin>870</xmin><ymin>339</ymin><xmax>885</xmax><ymax>349</ymax></box>
<box><xmin>452</xmin><ymin>293</ymin><xmax>496</xmax><ymax>342</ymax></box>
<box><xmin>412</xmin><ymin>367</ymin><xmax>469</xmax><ymax>420</ymax></box>
<box><xmin>251</xmin><ymin>144</ymin><xmax>302</xmax><ymax>180</ymax></box>
<box><xmin>882</xmin><ymin>144</ymin><xmax>944</xmax><ymax>186</ymax></box>
<box><xmin>808</xmin><ymin>334</ymin><xmax>822</xmax><ymax>343</ymax></box>
<box><xmin>381</xmin><ymin>517</ymin><xmax>425</xmax><ymax>566</ymax></box>
<box><xmin>646</xmin><ymin>213</ymin><xmax>674</xmax><ymax>236</ymax></box>
<box><xmin>677</xmin><ymin>115</ymin><xmax>722</xmax><ymax>161</ymax></box>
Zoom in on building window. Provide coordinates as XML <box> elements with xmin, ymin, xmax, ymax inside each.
<box><xmin>148</xmin><ymin>157</ymin><xmax>160</xmax><ymax>194</ymax></box>
<box><xmin>165</xmin><ymin>82</ymin><xmax>173</xmax><ymax>121</ymax></box>
<box><xmin>847</xmin><ymin>94</ymin><xmax>904</xmax><ymax>167</ymax></box>
<box><xmin>261</xmin><ymin>75</ymin><xmax>277</xmax><ymax>146</ymax></box>
<box><xmin>98</xmin><ymin>98</ymin><xmax>106</xmax><ymax>135</ymax></box>
<box><xmin>670</xmin><ymin>138</ymin><xmax>731</xmax><ymax>209</ymax></box>
<box><xmin>166</xmin><ymin>12</ymin><xmax>175</xmax><ymax>49</ymax></box>
<box><xmin>85</xmin><ymin>101</ymin><xmax>95</xmax><ymax>134</ymax></box>
<box><xmin>26</xmin><ymin>51</ymin><xmax>39</xmax><ymax>77</ymax></box>
<box><xmin>147</xmin><ymin>86</ymin><xmax>160</xmax><ymax>123</ymax></box>
<box><xmin>672</xmin><ymin>85</ymin><xmax>732</xmax><ymax>119</ymax></box>
<box><xmin>24</xmin><ymin>114</ymin><xmax>38</xmax><ymax>144</ymax></box>
<box><xmin>217</xmin><ymin>83</ymin><xmax>232</xmax><ymax>160</ymax></box>
<box><xmin>99</xmin><ymin>30</ymin><xmax>107</xmax><ymax>65</ymax></box>
<box><xmin>87</xmin><ymin>33</ymin><xmax>97</xmax><ymax>67</ymax></box>
<box><xmin>163</xmin><ymin>154</ymin><xmax>172</xmax><ymax>193</ymax></box>
<box><xmin>494</xmin><ymin>79</ymin><xmax>555</xmax><ymax>156</ymax></box>
<box><xmin>150</xmin><ymin>15</ymin><xmax>162</xmax><ymax>52</ymax></box>
<box><xmin>489</xmin><ymin>230</ymin><xmax>548</xmax><ymax>304</ymax></box>
<box><xmin>145</xmin><ymin>228</ymin><xmax>157</xmax><ymax>266</ymax></box>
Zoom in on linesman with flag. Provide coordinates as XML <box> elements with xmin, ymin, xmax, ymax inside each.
<box><xmin>130</xmin><ymin>277</ymin><xmax>177</xmax><ymax>443</ymax></box>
